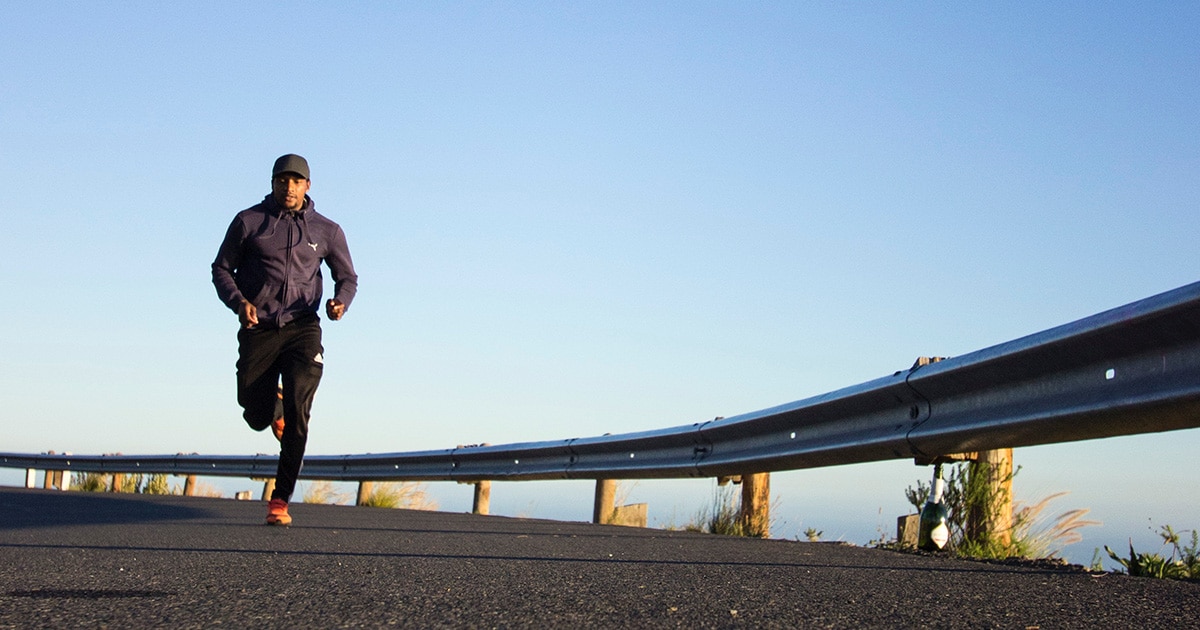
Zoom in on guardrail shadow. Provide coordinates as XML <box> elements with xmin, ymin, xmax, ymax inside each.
<box><xmin>0</xmin><ymin>488</ymin><xmax>214</xmax><ymax>530</ymax></box>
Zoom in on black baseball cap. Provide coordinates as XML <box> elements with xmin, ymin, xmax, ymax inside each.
<box><xmin>272</xmin><ymin>154</ymin><xmax>310</xmax><ymax>180</ymax></box>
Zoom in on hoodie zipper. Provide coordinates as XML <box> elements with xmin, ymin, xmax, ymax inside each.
<box><xmin>281</xmin><ymin>211</ymin><xmax>294</xmax><ymax>327</ymax></box>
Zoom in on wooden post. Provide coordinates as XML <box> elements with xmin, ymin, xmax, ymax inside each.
<box><xmin>610</xmin><ymin>503</ymin><xmax>648</xmax><ymax>527</ymax></box>
<box><xmin>897</xmin><ymin>514</ymin><xmax>920</xmax><ymax>548</ymax></box>
<box><xmin>183</xmin><ymin>475</ymin><xmax>198</xmax><ymax>497</ymax></box>
<box><xmin>356</xmin><ymin>481</ymin><xmax>374</xmax><ymax>506</ymax></box>
<box><xmin>967</xmin><ymin>448</ymin><xmax>1014</xmax><ymax>548</ymax></box>
<box><xmin>42</xmin><ymin>470</ymin><xmax>68</xmax><ymax>490</ymax></box>
<box><xmin>42</xmin><ymin>451</ymin><xmax>56</xmax><ymax>489</ymax></box>
<box><xmin>472</xmin><ymin>481</ymin><xmax>491</xmax><ymax>515</ymax></box>
<box><xmin>261</xmin><ymin>478</ymin><xmax>276</xmax><ymax>501</ymax></box>
<box><xmin>739</xmin><ymin>472</ymin><xmax>771</xmax><ymax>538</ymax></box>
<box><xmin>593</xmin><ymin>479</ymin><xmax>616</xmax><ymax>524</ymax></box>
<box><xmin>25</xmin><ymin>469</ymin><xmax>36</xmax><ymax>489</ymax></box>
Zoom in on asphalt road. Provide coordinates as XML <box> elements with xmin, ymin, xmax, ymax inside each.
<box><xmin>1</xmin><ymin>488</ymin><xmax>1196</xmax><ymax>628</ymax></box>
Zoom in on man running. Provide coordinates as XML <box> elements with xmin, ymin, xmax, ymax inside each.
<box><xmin>212</xmin><ymin>154</ymin><xmax>358</xmax><ymax>525</ymax></box>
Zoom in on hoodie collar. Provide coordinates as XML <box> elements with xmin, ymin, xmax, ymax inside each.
<box><xmin>264</xmin><ymin>193</ymin><xmax>314</xmax><ymax>217</ymax></box>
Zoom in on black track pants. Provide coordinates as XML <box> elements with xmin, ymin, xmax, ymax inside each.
<box><xmin>235</xmin><ymin>315</ymin><xmax>324</xmax><ymax>503</ymax></box>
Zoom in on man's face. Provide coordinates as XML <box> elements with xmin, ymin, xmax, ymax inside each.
<box><xmin>272</xmin><ymin>174</ymin><xmax>310</xmax><ymax>211</ymax></box>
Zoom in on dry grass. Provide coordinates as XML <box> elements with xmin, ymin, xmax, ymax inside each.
<box><xmin>71</xmin><ymin>472</ymin><xmax>109</xmax><ymax>492</ymax></box>
<box><xmin>190</xmin><ymin>481</ymin><xmax>224</xmax><ymax>498</ymax></box>
<box><xmin>679</xmin><ymin>484</ymin><xmax>776</xmax><ymax>538</ymax></box>
<box><xmin>360</xmin><ymin>482</ymin><xmax>438</xmax><ymax>510</ymax></box>
<box><xmin>70</xmin><ymin>472</ymin><xmax>179</xmax><ymax>495</ymax></box>
<box><xmin>1010</xmin><ymin>492</ymin><xmax>1100</xmax><ymax>559</ymax></box>
<box><xmin>302</xmin><ymin>481</ymin><xmax>351</xmax><ymax>505</ymax></box>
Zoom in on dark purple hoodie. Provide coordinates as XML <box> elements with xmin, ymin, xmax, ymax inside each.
<box><xmin>212</xmin><ymin>194</ymin><xmax>358</xmax><ymax>328</ymax></box>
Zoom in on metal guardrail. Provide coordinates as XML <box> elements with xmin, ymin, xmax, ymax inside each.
<box><xmin>5</xmin><ymin>281</ymin><xmax>1200</xmax><ymax>483</ymax></box>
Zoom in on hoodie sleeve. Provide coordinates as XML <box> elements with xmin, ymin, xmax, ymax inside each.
<box><xmin>211</xmin><ymin>215</ymin><xmax>248</xmax><ymax>311</ymax></box>
<box><xmin>324</xmin><ymin>224</ymin><xmax>358</xmax><ymax>309</ymax></box>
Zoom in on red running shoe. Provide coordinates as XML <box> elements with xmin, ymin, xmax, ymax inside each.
<box><xmin>265</xmin><ymin>498</ymin><xmax>291</xmax><ymax>526</ymax></box>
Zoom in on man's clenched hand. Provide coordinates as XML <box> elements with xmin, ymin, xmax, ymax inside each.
<box><xmin>326</xmin><ymin>299</ymin><xmax>346</xmax><ymax>321</ymax></box>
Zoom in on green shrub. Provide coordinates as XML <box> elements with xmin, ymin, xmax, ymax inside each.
<box><xmin>70</xmin><ymin>472</ymin><xmax>179</xmax><ymax>494</ymax></box>
<box><xmin>142</xmin><ymin>474</ymin><xmax>173</xmax><ymax>495</ymax></box>
<box><xmin>1106</xmin><ymin>525</ymin><xmax>1200</xmax><ymax>580</ymax></box>
<box><xmin>120</xmin><ymin>474</ymin><xmax>145</xmax><ymax>493</ymax></box>
<box><xmin>71</xmin><ymin>472</ymin><xmax>108</xmax><ymax>492</ymax></box>
<box><xmin>682</xmin><ymin>484</ymin><xmax>772</xmax><ymax>538</ymax></box>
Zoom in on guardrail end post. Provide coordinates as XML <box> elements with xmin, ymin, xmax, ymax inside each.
<box><xmin>356</xmin><ymin>481</ymin><xmax>374</xmax><ymax>506</ymax></box>
<box><xmin>593</xmin><ymin>479</ymin><xmax>616</xmax><ymax>524</ymax></box>
<box><xmin>739</xmin><ymin>472</ymin><xmax>770</xmax><ymax>538</ymax></box>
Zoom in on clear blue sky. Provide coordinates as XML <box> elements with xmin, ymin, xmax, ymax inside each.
<box><xmin>2</xmin><ymin>3</ymin><xmax>1197</xmax><ymax>565</ymax></box>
